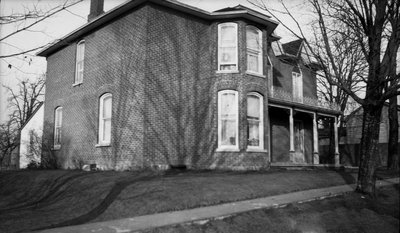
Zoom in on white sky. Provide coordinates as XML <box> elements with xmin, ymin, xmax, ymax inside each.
<box><xmin>0</xmin><ymin>0</ymin><xmax>311</xmax><ymax>123</ymax></box>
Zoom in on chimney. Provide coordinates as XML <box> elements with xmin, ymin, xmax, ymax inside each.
<box><xmin>88</xmin><ymin>0</ymin><xmax>104</xmax><ymax>22</ymax></box>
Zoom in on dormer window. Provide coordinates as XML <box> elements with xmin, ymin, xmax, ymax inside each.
<box><xmin>246</xmin><ymin>26</ymin><xmax>262</xmax><ymax>74</ymax></box>
<box><xmin>218</xmin><ymin>23</ymin><xmax>238</xmax><ymax>71</ymax></box>
<box><xmin>74</xmin><ymin>40</ymin><xmax>85</xmax><ymax>85</ymax></box>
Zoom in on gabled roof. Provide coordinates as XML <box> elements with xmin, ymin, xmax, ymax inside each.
<box><xmin>37</xmin><ymin>0</ymin><xmax>278</xmax><ymax>57</ymax></box>
<box><xmin>20</xmin><ymin>102</ymin><xmax>44</xmax><ymax>130</ymax></box>
<box><xmin>214</xmin><ymin>4</ymin><xmax>271</xmax><ymax>18</ymax></box>
<box><xmin>281</xmin><ymin>39</ymin><xmax>303</xmax><ymax>57</ymax></box>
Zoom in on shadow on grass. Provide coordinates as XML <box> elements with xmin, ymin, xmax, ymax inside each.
<box><xmin>1</xmin><ymin>172</ymin><xmax>95</xmax><ymax>211</ymax></box>
<box><xmin>34</xmin><ymin>172</ymin><xmax>157</xmax><ymax>231</ymax></box>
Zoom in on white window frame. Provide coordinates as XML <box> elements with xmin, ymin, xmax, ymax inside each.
<box><xmin>217</xmin><ymin>90</ymin><xmax>239</xmax><ymax>151</ymax></box>
<box><xmin>98</xmin><ymin>93</ymin><xmax>112</xmax><ymax>146</ymax></box>
<box><xmin>246</xmin><ymin>26</ymin><xmax>263</xmax><ymax>75</ymax></box>
<box><xmin>247</xmin><ymin>92</ymin><xmax>264</xmax><ymax>151</ymax></box>
<box><xmin>292</xmin><ymin>68</ymin><xmax>303</xmax><ymax>103</ymax></box>
<box><xmin>74</xmin><ymin>40</ymin><xmax>85</xmax><ymax>85</ymax></box>
<box><xmin>217</xmin><ymin>23</ymin><xmax>238</xmax><ymax>72</ymax></box>
<box><xmin>54</xmin><ymin>107</ymin><xmax>62</xmax><ymax>149</ymax></box>
<box><xmin>267</xmin><ymin>55</ymin><xmax>273</xmax><ymax>94</ymax></box>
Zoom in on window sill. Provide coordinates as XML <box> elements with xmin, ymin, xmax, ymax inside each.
<box><xmin>53</xmin><ymin>145</ymin><xmax>61</xmax><ymax>150</ymax></box>
<box><xmin>95</xmin><ymin>143</ymin><xmax>111</xmax><ymax>148</ymax></box>
<box><xmin>72</xmin><ymin>82</ymin><xmax>83</xmax><ymax>87</ymax></box>
<box><xmin>246</xmin><ymin>148</ymin><xmax>267</xmax><ymax>153</ymax></box>
<box><xmin>245</xmin><ymin>71</ymin><xmax>265</xmax><ymax>78</ymax></box>
<box><xmin>216</xmin><ymin>70</ymin><xmax>239</xmax><ymax>74</ymax></box>
<box><xmin>216</xmin><ymin>147</ymin><xmax>240</xmax><ymax>152</ymax></box>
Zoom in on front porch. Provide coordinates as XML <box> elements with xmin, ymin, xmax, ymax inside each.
<box><xmin>268</xmin><ymin>102</ymin><xmax>340</xmax><ymax>167</ymax></box>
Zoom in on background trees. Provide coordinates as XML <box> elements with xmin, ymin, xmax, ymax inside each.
<box><xmin>251</xmin><ymin>0</ymin><xmax>399</xmax><ymax>195</ymax></box>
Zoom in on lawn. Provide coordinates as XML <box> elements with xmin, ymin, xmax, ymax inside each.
<box><xmin>144</xmin><ymin>184</ymin><xmax>399</xmax><ymax>233</ymax></box>
<box><xmin>0</xmin><ymin>168</ymin><xmax>397</xmax><ymax>232</ymax></box>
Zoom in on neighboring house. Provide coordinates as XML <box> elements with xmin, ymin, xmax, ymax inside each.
<box><xmin>37</xmin><ymin>0</ymin><xmax>340</xmax><ymax>170</ymax></box>
<box><xmin>340</xmin><ymin>104</ymin><xmax>400</xmax><ymax>167</ymax></box>
<box><xmin>19</xmin><ymin>102</ymin><xmax>44</xmax><ymax>168</ymax></box>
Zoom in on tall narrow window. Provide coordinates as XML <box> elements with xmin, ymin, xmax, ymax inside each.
<box><xmin>99</xmin><ymin>93</ymin><xmax>112</xmax><ymax>145</ymax></box>
<box><xmin>218</xmin><ymin>23</ymin><xmax>238</xmax><ymax>71</ymax></box>
<box><xmin>246</xmin><ymin>26</ymin><xmax>263</xmax><ymax>74</ymax></box>
<box><xmin>247</xmin><ymin>93</ymin><xmax>264</xmax><ymax>150</ymax></box>
<box><xmin>54</xmin><ymin>107</ymin><xmax>62</xmax><ymax>148</ymax></box>
<box><xmin>292</xmin><ymin>66</ymin><xmax>303</xmax><ymax>103</ymax></box>
<box><xmin>267</xmin><ymin>56</ymin><xmax>273</xmax><ymax>93</ymax></box>
<box><xmin>218</xmin><ymin>90</ymin><xmax>239</xmax><ymax>150</ymax></box>
<box><xmin>74</xmin><ymin>40</ymin><xmax>85</xmax><ymax>84</ymax></box>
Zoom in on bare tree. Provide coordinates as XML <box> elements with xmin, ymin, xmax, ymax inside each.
<box><xmin>4</xmin><ymin>75</ymin><xmax>45</xmax><ymax>128</ymax></box>
<box><xmin>0</xmin><ymin>0</ymin><xmax>83</xmax><ymax>59</ymax></box>
<box><xmin>250</xmin><ymin>0</ymin><xmax>400</xmax><ymax>195</ymax></box>
<box><xmin>387</xmin><ymin>51</ymin><xmax>399</xmax><ymax>170</ymax></box>
<box><xmin>0</xmin><ymin>118</ymin><xmax>19</xmax><ymax>168</ymax></box>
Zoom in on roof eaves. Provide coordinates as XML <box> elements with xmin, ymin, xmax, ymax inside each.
<box><xmin>37</xmin><ymin>0</ymin><xmax>278</xmax><ymax>57</ymax></box>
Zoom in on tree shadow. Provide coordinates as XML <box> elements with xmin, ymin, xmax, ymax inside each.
<box><xmin>33</xmin><ymin>172</ymin><xmax>157</xmax><ymax>231</ymax></box>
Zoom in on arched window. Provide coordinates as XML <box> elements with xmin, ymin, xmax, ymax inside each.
<box><xmin>98</xmin><ymin>93</ymin><xmax>112</xmax><ymax>145</ymax></box>
<box><xmin>54</xmin><ymin>107</ymin><xmax>63</xmax><ymax>148</ymax></box>
<box><xmin>247</xmin><ymin>93</ymin><xmax>264</xmax><ymax>150</ymax></box>
<box><xmin>74</xmin><ymin>40</ymin><xmax>85</xmax><ymax>85</ymax></box>
<box><xmin>217</xmin><ymin>90</ymin><xmax>239</xmax><ymax>150</ymax></box>
<box><xmin>246</xmin><ymin>26</ymin><xmax>263</xmax><ymax>74</ymax></box>
<box><xmin>218</xmin><ymin>23</ymin><xmax>238</xmax><ymax>71</ymax></box>
<box><xmin>292</xmin><ymin>66</ymin><xmax>303</xmax><ymax>102</ymax></box>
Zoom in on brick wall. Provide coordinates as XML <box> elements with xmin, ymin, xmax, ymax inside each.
<box><xmin>43</xmin><ymin>3</ymin><xmax>274</xmax><ymax>170</ymax></box>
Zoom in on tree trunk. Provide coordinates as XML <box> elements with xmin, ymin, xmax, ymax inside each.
<box><xmin>356</xmin><ymin>104</ymin><xmax>383</xmax><ymax>195</ymax></box>
<box><xmin>388</xmin><ymin>96</ymin><xmax>399</xmax><ymax>170</ymax></box>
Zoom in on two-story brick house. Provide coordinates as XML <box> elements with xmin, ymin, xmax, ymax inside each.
<box><xmin>37</xmin><ymin>0</ymin><xmax>341</xmax><ymax>170</ymax></box>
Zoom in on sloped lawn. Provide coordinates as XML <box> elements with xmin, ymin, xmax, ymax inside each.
<box><xmin>0</xmin><ymin>168</ymin><xmax>396</xmax><ymax>232</ymax></box>
<box><xmin>145</xmin><ymin>184</ymin><xmax>399</xmax><ymax>233</ymax></box>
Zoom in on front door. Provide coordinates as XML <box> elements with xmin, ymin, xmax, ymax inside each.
<box><xmin>293</xmin><ymin>120</ymin><xmax>305</xmax><ymax>163</ymax></box>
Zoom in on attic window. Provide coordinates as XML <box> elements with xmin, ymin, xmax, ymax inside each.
<box><xmin>218</xmin><ymin>23</ymin><xmax>238</xmax><ymax>72</ymax></box>
<box><xmin>74</xmin><ymin>40</ymin><xmax>85</xmax><ymax>85</ymax></box>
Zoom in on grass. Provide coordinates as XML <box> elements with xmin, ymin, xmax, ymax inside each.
<box><xmin>144</xmin><ymin>184</ymin><xmax>399</xmax><ymax>233</ymax></box>
<box><xmin>0</xmin><ymin>168</ymin><xmax>397</xmax><ymax>232</ymax></box>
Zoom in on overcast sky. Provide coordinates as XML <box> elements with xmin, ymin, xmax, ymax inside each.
<box><xmin>0</xmin><ymin>0</ymin><xmax>311</xmax><ymax>123</ymax></box>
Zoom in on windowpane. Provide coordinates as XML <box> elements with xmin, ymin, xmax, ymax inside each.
<box><xmin>99</xmin><ymin>94</ymin><xmax>112</xmax><ymax>144</ymax></box>
<box><xmin>103</xmin><ymin>119</ymin><xmax>111</xmax><ymax>142</ymax></box>
<box><xmin>248</xmin><ymin>120</ymin><xmax>260</xmax><ymax>146</ymax></box>
<box><xmin>221</xmin><ymin>119</ymin><xmax>236</xmax><ymax>145</ymax></box>
<box><xmin>247</xmin><ymin>54</ymin><xmax>259</xmax><ymax>73</ymax></box>
<box><xmin>54</xmin><ymin>107</ymin><xmax>62</xmax><ymax>146</ymax></box>
<box><xmin>221</xmin><ymin>93</ymin><xmax>236</xmax><ymax>116</ymax></box>
<box><xmin>246</xmin><ymin>26</ymin><xmax>262</xmax><ymax>74</ymax></box>
<box><xmin>220</xmin><ymin>25</ymin><xmax>236</xmax><ymax>44</ymax></box>
<box><xmin>103</xmin><ymin>97</ymin><xmax>112</xmax><ymax>119</ymax></box>
<box><xmin>218</xmin><ymin>90</ymin><xmax>238</xmax><ymax>148</ymax></box>
<box><xmin>218</xmin><ymin>23</ymin><xmax>238</xmax><ymax>71</ymax></box>
<box><xmin>247</xmin><ymin>95</ymin><xmax>260</xmax><ymax>119</ymax></box>
<box><xmin>247</xmin><ymin>94</ymin><xmax>263</xmax><ymax>149</ymax></box>
<box><xmin>246</xmin><ymin>28</ymin><xmax>260</xmax><ymax>50</ymax></box>
<box><xmin>220</xmin><ymin>47</ymin><xmax>236</xmax><ymax>63</ymax></box>
<box><xmin>75</xmin><ymin>41</ymin><xmax>85</xmax><ymax>84</ymax></box>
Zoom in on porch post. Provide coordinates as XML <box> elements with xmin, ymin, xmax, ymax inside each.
<box><xmin>313</xmin><ymin>113</ymin><xmax>319</xmax><ymax>164</ymax></box>
<box><xmin>334</xmin><ymin>115</ymin><xmax>340</xmax><ymax>166</ymax></box>
<box><xmin>289</xmin><ymin>108</ymin><xmax>295</xmax><ymax>153</ymax></box>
